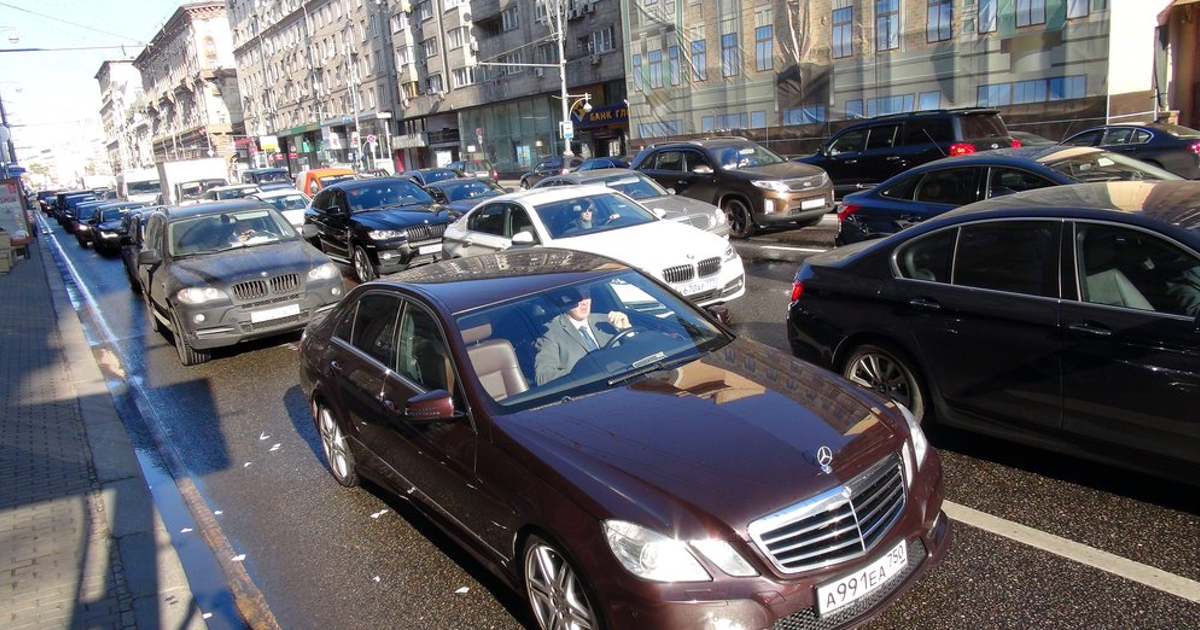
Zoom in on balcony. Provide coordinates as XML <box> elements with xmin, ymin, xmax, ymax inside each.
<box><xmin>427</xmin><ymin>128</ymin><xmax>460</xmax><ymax>145</ymax></box>
<box><xmin>470</xmin><ymin>0</ymin><xmax>501</xmax><ymax>21</ymax></box>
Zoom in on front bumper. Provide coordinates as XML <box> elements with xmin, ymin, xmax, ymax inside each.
<box><xmin>175</xmin><ymin>280</ymin><xmax>346</xmax><ymax>350</ymax></box>
<box><xmin>757</xmin><ymin>189</ymin><xmax>835</xmax><ymax>226</ymax></box>
<box><xmin>371</xmin><ymin>237</ymin><xmax>444</xmax><ymax>274</ymax></box>
<box><xmin>666</xmin><ymin>254</ymin><xmax>747</xmax><ymax>307</ymax></box>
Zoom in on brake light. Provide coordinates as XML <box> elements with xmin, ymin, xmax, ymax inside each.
<box><xmin>949</xmin><ymin>143</ymin><xmax>976</xmax><ymax>156</ymax></box>
<box><xmin>836</xmin><ymin>203</ymin><xmax>862</xmax><ymax>222</ymax></box>
<box><xmin>790</xmin><ymin>279</ymin><xmax>805</xmax><ymax>302</ymax></box>
<box><xmin>1190</xmin><ymin>142</ymin><xmax>1200</xmax><ymax>154</ymax></box>
<box><xmin>1011</xmin><ymin>138</ymin><xmax>1022</xmax><ymax>148</ymax></box>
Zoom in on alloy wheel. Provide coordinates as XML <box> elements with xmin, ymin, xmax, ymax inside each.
<box><xmin>843</xmin><ymin>345</ymin><xmax>925</xmax><ymax>420</ymax></box>
<box><xmin>318</xmin><ymin>404</ymin><xmax>358</xmax><ymax>486</ymax></box>
<box><xmin>524</xmin><ymin>538</ymin><xmax>599</xmax><ymax>630</ymax></box>
<box><xmin>353</xmin><ymin>246</ymin><xmax>376</xmax><ymax>283</ymax></box>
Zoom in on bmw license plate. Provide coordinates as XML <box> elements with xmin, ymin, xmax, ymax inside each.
<box><xmin>815</xmin><ymin>541</ymin><xmax>907</xmax><ymax>617</ymax></box>
<box><xmin>418</xmin><ymin>243</ymin><xmax>441</xmax><ymax>256</ymax></box>
<box><xmin>250</xmin><ymin>303</ymin><xmax>301</xmax><ymax>324</ymax></box>
<box><xmin>801</xmin><ymin>197</ymin><xmax>826</xmax><ymax>211</ymax></box>
<box><xmin>678</xmin><ymin>276</ymin><xmax>718</xmax><ymax>296</ymax></box>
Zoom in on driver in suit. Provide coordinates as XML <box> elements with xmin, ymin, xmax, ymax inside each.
<box><xmin>534</xmin><ymin>287</ymin><xmax>631</xmax><ymax>385</ymax></box>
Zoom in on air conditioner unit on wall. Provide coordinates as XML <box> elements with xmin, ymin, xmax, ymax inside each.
<box><xmin>582</xmin><ymin>3</ymin><xmax>594</xmax><ymax>14</ymax></box>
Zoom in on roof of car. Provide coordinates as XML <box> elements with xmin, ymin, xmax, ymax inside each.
<box><xmin>378</xmin><ymin>247</ymin><xmax>632</xmax><ymax>314</ymax></box>
<box><xmin>488</xmin><ymin>183</ymin><xmax>618</xmax><ymax>206</ymax></box>
<box><xmin>322</xmin><ymin>177</ymin><xmax>417</xmax><ymax>191</ymax></box>
<box><xmin>155</xmin><ymin>199</ymin><xmax>274</xmax><ymax>220</ymax></box>
<box><xmin>250</xmin><ymin>188</ymin><xmax>307</xmax><ymax>199</ymax></box>
<box><xmin>910</xmin><ymin>145</ymin><xmax>1101</xmax><ymax>169</ymax></box>
<box><xmin>939</xmin><ymin>181</ymin><xmax>1200</xmax><ymax>231</ymax></box>
<box><xmin>208</xmin><ymin>184</ymin><xmax>260</xmax><ymax>192</ymax></box>
<box><xmin>243</xmin><ymin>168</ymin><xmax>287</xmax><ymax>173</ymax></box>
<box><xmin>545</xmin><ymin>168</ymin><xmax>644</xmax><ymax>183</ymax></box>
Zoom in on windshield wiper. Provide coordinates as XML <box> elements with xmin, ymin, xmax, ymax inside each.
<box><xmin>607</xmin><ymin>352</ymin><xmax>695</xmax><ymax>386</ymax></box>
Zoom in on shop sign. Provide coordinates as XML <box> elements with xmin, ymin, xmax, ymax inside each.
<box><xmin>576</xmin><ymin>104</ymin><xmax>630</xmax><ymax>129</ymax></box>
<box><xmin>260</xmin><ymin>135</ymin><xmax>280</xmax><ymax>151</ymax></box>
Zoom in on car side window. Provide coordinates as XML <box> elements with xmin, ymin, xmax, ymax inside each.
<box><xmin>349</xmin><ymin>294</ymin><xmax>401</xmax><ymax>367</ymax></box>
<box><xmin>1074</xmin><ymin>223</ymin><xmax>1200</xmax><ymax>317</ymax></box>
<box><xmin>313</xmin><ymin>189</ymin><xmax>334</xmax><ymax>212</ymax></box>
<box><xmin>1131</xmin><ymin>129</ymin><xmax>1153</xmax><ymax>144</ymax></box>
<box><xmin>507</xmin><ymin>206</ymin><xmax>537</xmax><ymax>240</ymax></box>
<box><xmin>953</xmin><ymin>221</ymin><xmax>1059</xmax><ymax>297</ymax></box>
<box><xmin>1063</xmin><ymin>130</ymin><xmax>1103</xmax><ymax>147</ymax></box>
<box><xmin>685</xmin><ymin>150</ymin><xmax>712</xmax><ymax>170</ymax></box>
<box><xmin>896</xmin><ymin>229</ymin><xmax>956</xmax><ymax>282</ymax></box>
<box><xmin>987</xmin><ymin>167</ymin><xmax>1054</xmax><ymax>198</ymax></box>
<box><xmin>866</xmin><ymin>125</ymin><xmax>901</xmax><ymax>150</ymax></box>
<box><xmin>333</xmin><ymin>302</ymin><xmax>357</xmax><ymax>342</ymax></box>
<box><xmin>914</xmin><ymin>167</ymin><xmax>982</xmax><ymax>205</ymax></box>
<box><xmin>145</xmin><ymin>216</ymin><xmax>164</xmax><ymax>253</ymax></box>
<box><xmin>902</xmin><ymin>118</ymin><xmax>953</xmax><ymax>145</ymax></box>
<box><xmin>878</xmin><ymin>174</ymin><xmax>920</xmax><ymax>200</ymax></box>
<box><xmin>396</xmin><ymin>303</ymin><xmax>457</xmax><ymax>395</ymax></box>
<box><xmin>469</xmin><ymin>204</ymin><xmax>507</xmax><ymax>236</ymax></box>
<box><xmin>652</xmin><ymin>150</ymin><xmax>685</xmax><ymax>171</ymax></box>
<box><xmin>829</xmin><ymin>129</ymin><xmax>867</xmax><ymax>155</ymax></box>
<box><xmin>1101</xmin><ymin>128</ymin><xmax>1133</xmax><ymax>145</ymax></box>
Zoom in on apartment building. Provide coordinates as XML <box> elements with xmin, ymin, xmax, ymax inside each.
<box><xmin>623</xmin><ymin>0</ymin><xmax>1174</xmax><ymax>155</ymax></box>
<box><xmin>134</xmin><ymin>2</ymin><xmax>245</xmax><ymax>163</ymax></box>
<box><xmin>95</xmin><ymin>61</ymin><xmax>152</xmax><ymax>174</ymax></box>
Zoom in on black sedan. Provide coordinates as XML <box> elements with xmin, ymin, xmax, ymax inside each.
<box><xmin>85</xmin><ymin>202</ymin><xmax>145</xmax><ymax>255</ymax></box>
<box><xmin>299</xmin><ymin>248</ymin><xmax>948</xmax><ymax>630</ymax></box>
<box><xmin>836</xmin><ymin>146</ymin><xmax>1179</xmax><ymax>245</ymax></box>
<box><xmin>788</xmin><ymin>180</ymin><xmax>1200</xmax><ymax>484</ymax></box>
<box><xmin>422</xmin><ymin>177</ymin><xmax>508</xmax><ymax>214</ymax></box>
<box><xmin>398</xmin><ymin>167</ymin><xmax>461</xmax><ymax>187</ymax></box>
<box><xmin>1060</xmin><ymin>122</ymin><xmax>1200</xmax><ymax>179</ymax></box>
<box><xmin>304</xmin><ymin>178</ymin><xmax>455</xmax><ymax>282</ymax></box>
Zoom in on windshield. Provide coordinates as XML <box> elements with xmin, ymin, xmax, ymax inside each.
<box><xmin>707</xmin><ymin>143</ymin><xmax>785</xmax><ymax>170</ymax></box>
<box><xmin>127</xmin><ymin>181</ymin><xmax>161</xmax><ymax>194</ymax></box>
<box><xmin>961</xmin><ymin>114</ymin><xmax>1009</xmax><ymax>139</ymax></box>
<box><xmin>535</xmin><ymin>192</ymin><xmax>657</xmax><ymax>239</ymax></box>
<box><xmin>168</xmin><ymin>208</ymin><xmax>297</xmax><ymax>256</ymax></box>
<box><xmin>346</xmin><ymin>180</ymin><xmax>435</xmax><ymax>213</ymax></box>
<box><xmin>76</xmin><ymin>205</ymin><xmax>100</xmax><ymax>220</ymax></box>
<box><xmin>318</xmin><ymin>174</ymin><xmax>356</xmax><ymax>187</ymax></box>
<box><xmin>456</xmin><ymin>270</ymin><xmax>731</xmax><ymax>411</ymax></box>
<box><xmin>1045</xmin><ymin>150</ymin><xmax>1181</xmax><ymax>183</ymax></box>
<box><xmin>443</xmin><ymin>180</ymin><xmax>503</xmax><ymax>201</ymax></box>
<box><xmin>100</xmin><ymin>208</ymin><xmax>130</xmax><ymax>222</ymax></box>
<box><xmin>594</xmin><ymin>174</ymin><xmax>667</xmax><ymax>200</ymax></box>
<box><xmin>263</xmin><ymin>194</ymin><xmax>310</xmax><ymax>210</ymax></box>
<box><xmin>252</xmin><ymin>170</ymin><xmax>290</xmax><ymax>183</ymax></box>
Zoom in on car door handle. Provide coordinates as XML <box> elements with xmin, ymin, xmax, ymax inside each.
<box><xmin>383</xmin><ymin>399</ymin><xmax>400</xmax><ymax>414</ymax></box>
<box><xmin>1067</xmin><ymin>322</ymin><xmax>1113</xmax><ymax>337</ymax></box>
<box><xmin>886</xmin><ymin>156</ymin><xmax>903</xmax><ymax>161</ymax></box>
<box><xmin>844</xmin><ymin>159</ymin><xmax>858</xmax><ymax>164</ymax></box>
<box><xmin>330</xmin><ymin>360</ymin><xmax>343</xmax><ymax>372</ymax></box>
<box><xmin>908</xmin><ymin>297</ymin><xmax>941</xmax><ymax>311</ymax></box>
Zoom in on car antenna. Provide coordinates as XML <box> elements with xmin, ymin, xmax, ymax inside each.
<box><xmin>924</xmin><ymin>129</ymin><xmax>948</xmax><ymax>157</ymax></box>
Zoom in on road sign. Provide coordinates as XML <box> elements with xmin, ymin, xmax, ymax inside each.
<box><xmin>366</xmin><ymin>134</ymin><xmax>377</xmax><ymax>145</ymax></box>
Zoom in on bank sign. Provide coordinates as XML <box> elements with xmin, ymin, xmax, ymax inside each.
<box><xmin>573</xmin><ymin>104</ymin><xmax>629</xmax><ymax>129</ymax></box>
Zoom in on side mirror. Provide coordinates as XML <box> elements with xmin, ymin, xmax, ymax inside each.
<box><xmin>404</xmin><ymin>390</ymin><xmax>458</xmax><ymax>423</ymax></box>
<box><xmin>705</xmin><ymin>304</ymin><xmax>732</xmax><ymax>326</ymax></box>
<box><xmin>649</xmin><ymin>207</ymin><xmax>667</xmax><ymax>219</ymax></box>
<box><xmin>137</xmin><ymin>249</ymin><xmax>162</xmax><ymax>265</ymax></box>
<box><xmin>692</xmin><ymin>165</ymin><xmax>714</xmax><ymax>175</ymax></box>
<box><xmin>666</xmin><ymin>187</ymin><xmax>676</xmax><ymax>195</ymax></box>
<box><xmin>511</xmin><ymin>231</ymin><xmax>536</xmax><ymax>245</ymax></box>
<box><xmin>300</xmin><ymin>224</ymin><xmax>319</xmax><ymax>239</ymax></box>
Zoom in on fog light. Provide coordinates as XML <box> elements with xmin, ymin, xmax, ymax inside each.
<box><xmin>193</xmin><ymin>313</ymin><xmax>206</xmax><ymax>323</ymax></box>
<box><xmin>331</xmin><ymin>287</ymin><xmax>342</xmax><ymax>296</ymax></box>
<box><xmin>380</xmin><ymin>252</ymin><xmax>394</xmax><ymax>261</ymax></box>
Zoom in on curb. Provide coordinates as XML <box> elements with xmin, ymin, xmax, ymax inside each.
<box><xmin>36</xmin><ymin>233</ymin><xmax>209</xmax><ymax>630</ymax></box>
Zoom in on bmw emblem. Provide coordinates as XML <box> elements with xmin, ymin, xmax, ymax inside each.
<box><xmin>260</xmin><ymin>271</ymin><xmax>269</xmax><ymax>277</ymax></box>
<box><xmin>815</xmin><ymin>446</ymin><xmax>834</xmax><ymax>474</ymax></box>
<box><xmin>990</xmin><ymin>143</ymin><xmax>999</xmax><ymax>149</ymax></box>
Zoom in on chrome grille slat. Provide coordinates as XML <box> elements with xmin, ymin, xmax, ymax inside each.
<box><xmin>663</xmin><ymin>264</ymin><xmax>695</xmax><ymax>284</ymax></box>
<box><xmin>697</xmin><ymin>256</ymin><xmax>721</xmax><ymax>277</ymax></box>
<box><xmin>405</xmin><ymin>223</ymin><xmax>447</xmax><ymax>242</ymax></box>
<box><xmin>748</xmin><ymin>454</ymin><xmax>906</xmax><ymax>574</ymax></box>
<box><xmin>231</xmin><ymin>273</ymin><xmax>301</xmax><ymax>302</ymax></box>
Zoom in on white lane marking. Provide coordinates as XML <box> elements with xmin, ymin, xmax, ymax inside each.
<box><xmin>755</xmin><ymin>245</ymin><xmax>829</xmax><ymax>254</ymax></box>
<box><xmin>944</xmin><ymin>501</ymin><xmax>1200</xmax><ymax>604</ymax></box>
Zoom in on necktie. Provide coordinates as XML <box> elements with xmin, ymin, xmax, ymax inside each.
<box><xmin>580</xmin><ymin>324</ymin><xmax>599</xmax><ymax>351</ymax></box>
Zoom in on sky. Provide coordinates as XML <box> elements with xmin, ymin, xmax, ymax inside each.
<box><xmin>0</xmin><ymin>0</ymin><xmax>190</xmax><ymax>163</ymax></box>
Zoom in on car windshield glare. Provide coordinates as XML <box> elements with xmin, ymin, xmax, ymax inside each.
<box><xmin>425</xmin><ymin>170</ymin><xmax>458</xmax><ymax>184</ymax></box>
<box><xmin>266</xmin><ymin>195</ymin><xmax>309</xmax><ymax>210</ymax></box>
<box><xmin>446</xmin><ymin>180</ymin><xmax>502</xmax><ymax>201</ymax></box>
<box><xmin>1046</xmin><ymin>151</ymin><xmax>1181</xmax><ymax>183</ymax></box>
<box><xmin>346</xmin><ymin>181</ymin><xmax>435</xmax><ymax>212</ymax></box>
<box><xmin>100</xmin><ymin>208</ymin><xmax>127</xmax><ymax>222</ymax></box>
<box><xmin>456</xmin><ymin>270</ymin><xmax>731</xmax><ymax>410</ymax></box>
<box><xmin>536</xmin><ymin>192</ymin><xmax>657</xmax><ymax>239</ymax></box>
<box><xmin>168</xmin><ymin>208</ymin><xmax>297</xmax><ymax>256</ymax></box>
<box><xmin>128</xmin><ymin>181</ymin><xmax>161</xmax><ymax>194</ymax></box>
<box><xmin>709</xmin><ymin>144</ymin><xmax>785</xmax><ymax>170</ymax></box>
<box><xmin>600</xmin><ymin>175</ymin><xmax>665</xmax><ymax>200</ymax></box>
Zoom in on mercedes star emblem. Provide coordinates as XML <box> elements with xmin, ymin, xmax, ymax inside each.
<box><xmin>815</xmin><ymin>446</ymin><xmax>834</xmax><ymax>474</ymax></box>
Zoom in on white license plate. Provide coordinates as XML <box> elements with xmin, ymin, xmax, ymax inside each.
<box><xmin>801</xmin><ymin>197</ymin><xmax>826</xmax><ymax>210</ymax></box>
<box><xmin>815</xmin><ymin>541</ymin><xmax>908</xmax><ymax>617</ymax></box>
<box><xmin>677</xmin><ymin>276</ymin><xmax>718</xmax><ymax>296</ymax></box>
<box><xmin>418</xmin><ymin>243</ymin><xmax>441</xmax><ymax>255</ymax></box>
<box><xmin>250</xmin><ymin>303</ymin><xmax>301</xmax><ymax>324</ymax></box>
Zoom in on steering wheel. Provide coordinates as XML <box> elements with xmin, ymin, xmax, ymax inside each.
<box><xmin>604</xmin><ymin>326</ymin><xmax>648</xmax><ymax>349</ymax></box>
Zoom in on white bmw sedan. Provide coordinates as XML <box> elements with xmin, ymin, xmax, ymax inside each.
<box><xmin>442</xmin><ymin>185</ymin><xmax>746</xmax><ymax>306</ymax></box>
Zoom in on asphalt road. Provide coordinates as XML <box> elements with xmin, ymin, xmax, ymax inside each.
<box><xmin>43</xmin><ymin>212</ymin><xmax>1200</xmax><ymax>630</ymax></box>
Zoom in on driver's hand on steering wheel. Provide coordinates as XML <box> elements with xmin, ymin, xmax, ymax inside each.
<box><xmin>607</xmin><ymin>310</ymin><xmax>631</xmax><ymax>330</ymax></box>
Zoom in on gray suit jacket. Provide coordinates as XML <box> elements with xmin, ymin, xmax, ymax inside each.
<box><xmin>534</xmin><ymin>313</ymin><xmax>618</xmax><ymax>385</ymax></box>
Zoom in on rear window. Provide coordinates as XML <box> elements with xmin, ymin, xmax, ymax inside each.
<box><xmin>903</xmin><ymin>118</ymin><xmax>954</xmax><ymax>145</ymax></box>
<box><xmin>959</xmin><ymin>114</ymin><xmax>1009</xmax><ymax>140</ymax></box>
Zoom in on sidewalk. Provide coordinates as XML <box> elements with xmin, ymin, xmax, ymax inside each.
<box><xmin>0</xmin><ymin>233</ymin><xmax>205</xmax><ymax>629</ymax></box>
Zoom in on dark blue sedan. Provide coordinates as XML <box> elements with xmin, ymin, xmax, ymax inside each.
<box><xmin>835</xmin><ymin>146</ymin><xmax>1179</xmax><ymax>245</ymax></box>
<box><xmin>1060</xmin><ymin>122</ymin><xmax>1200</xmax><ymax>179</ymax></box>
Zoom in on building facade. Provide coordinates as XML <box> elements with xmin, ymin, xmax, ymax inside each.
<box><xmin>623</xmin><ymin>0</ymin><xmax>1175</xmax><ymax>155</ymax></box>
<box><xmin>135</xmin><ymin>2</ymin><xmax>245</xmax><ymax>164</ymax></box>
<box><xmin>95</xmin><ymin>60</ymin><xmax>150</xmax><ymax>175</ymax></box>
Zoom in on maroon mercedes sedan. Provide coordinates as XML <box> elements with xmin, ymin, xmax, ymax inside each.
<box><xmin>298</xmin><ymin>248</ymin><xmax>949</xmax><ymax>630</ymax></box>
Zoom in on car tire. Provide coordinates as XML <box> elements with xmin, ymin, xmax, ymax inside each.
<box><xmin>171</xmin><ymin>310</ymin><xmax>211</xmax><ymax>366</ymax></box>
<box><xmin>520</xmin><ymin>180</ymin><xmax>530</xmax><ymax>190</ymax></box>
<box><xmin>841</xmin><ymin>343</ymin><xmax>929</xmax><ymax>422</ymax></box>
<box><xmin>352</xmin><ymin>244</ymin><xmax>377</xmax><ymax>283</ymax></box>
<box><xmin>76</xmin><ymin>233</ymin><xmax>90</xmax><ymax>248</ymax></box>
<box><xmin>314</xmin><ymin>401</ymin><xmax>359</xmax><ymax>487</ymax></box>
<box><xmin>723</xmin><ymin>198</ymin><xmax>757</xmax><ymax>239</ymax></box>
<box><xmin>523</xmin><ymin>534</ymin><xmax>604</xmax><ymax>630</ymax></box>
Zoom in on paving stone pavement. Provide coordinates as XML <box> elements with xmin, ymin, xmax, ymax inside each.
<box><xmin>0</xmin><ymin>232</ymin><xmax>206</xmax><ymax>630</ymax></box>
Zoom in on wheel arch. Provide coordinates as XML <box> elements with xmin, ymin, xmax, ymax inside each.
<box><xmin>833</xmin><ymin>331</ymin><xmax>940</xmax><ymax>411</ymax></box>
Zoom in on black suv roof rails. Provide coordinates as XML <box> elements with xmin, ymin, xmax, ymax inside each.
<box><xmin>863</xmin><ymin>107</ymin><xmax>1000</xmax><ymax>122</ymax></box>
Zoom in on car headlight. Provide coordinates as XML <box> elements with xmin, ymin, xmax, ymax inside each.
<box><xmin>750</xmin><ymin>179</ymin><xmax>791</xmax><ymax>193</ymax></box>
<box><xmin>307</xmin><ymin>262</ymin><xmax>340</xmax><ymax>281</ymax></box>
<box><xmin>368</xmin><ymin>229</ymin><xmax>405</xmax><ymax>240</ymax></box>
<box><xmin>690</xmin><ymin>540</ymin><xmax>758</xmax><ymax>577</ymax></box>
<box><xmin>723</xmin><ymin>244</ymin><xmax>738</xmax><ymax>262</ymax></box>
<box><xmin>176</xmin><ymin>287</ymin><xmax>227</xmax><ymax>304</ymax></box>
<box><xmin>603</xmin><ymin>520</ymin><xmax>711</xmax><ymax>582</ymax></box>
<box><xmin>898</xmin><ymin>403</ymin><xmax>928</xmax><ymax>469</ymax></box>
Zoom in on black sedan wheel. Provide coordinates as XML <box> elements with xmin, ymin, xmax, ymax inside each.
<box><xmin>842</xmin><ymin>343</ymin><xmax>928</xmax><ymax>422</ymax></box>
<box><xmin>315</xmin><ymin>401</ymin><xmax>358</xmax><ymax>487</ymax></box>
<box><xmin>353</xmin><ymin>245</ymin><xmax>377</xmax><ymax>283</ymax></box>
<box><xmin>523</xmin><ymin>535</ymin><xmax>602</xmax><ymax>630</ymax></box>
<box><xmin>723</xmin><ymin>198</ymin><xmax>757</xmax><ymax>239</ymax></box>
<box><xmin>171</xmin><ymin>310</ymin><xmax>211</xmax><ymax>366</ymax></box>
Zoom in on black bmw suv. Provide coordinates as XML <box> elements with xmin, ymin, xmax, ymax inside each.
<box><xmin>304</xmin><ymin>178</ymin><xmax>455</xmax><ymax>282</ymax></box>
<box><xmin>795</xmin><ymin>108</ymin><xmax>1018</xmax><ymax>197</ymax></box>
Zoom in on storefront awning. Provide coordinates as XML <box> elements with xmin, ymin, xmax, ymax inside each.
<box><xmin>280</xmin><ymin>121</ymin><xmax>321</xmax><ymax>136</ymax></box>
<box><xmin>1159</xmin><ymin>0</ymin><xmax>1200</xmax><ymax>25</ymax></box>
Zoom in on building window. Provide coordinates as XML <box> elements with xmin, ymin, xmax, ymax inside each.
<box><xmin>649</xmin><ymin>49</ymin><xmax>663</xmax><ymax>88</ymax></box>
<box><xmin>1066</xmin><ymin>0</ymin><xmax>1089</xmax><ymax>18</ymax></box>
<box><xmin>691</xmin><ymin>40</ymin><xmax>707</xmax><ymax>81</ymax></box>
<box><xmin>750</xmin><ymin>111</ymin><xmax>766</xmax><ymax>128</ymax></box>
<box><xmin>977</xmin><ymin>76</ymin><xmax>1085</xmax><ymax>106</ymax></box>
<box><xmin>392</xmin><ymin>13</ymin><xmax>407</xmax><ymax>32</ymax></box>
<box><xmin>702</xmin><ymin>116</ymin><xmax>714</xmax><ymax>132</ymax></box>
<box><xmin>832</xmin><ymin>6</ymin><xmax>853</xmax><ymax>58</ymax></box>
<box><xmin>422</xmin><ymin>37</ymin><xmax>438</xmax><ymax>58</ymax></box>
<box><xmin>919</xmin><ymin>91</ymin><xmax>941</xmax><ymax>110</ymax></box>
<box><xmin>715</xmin><ymin>112</ymin><xmax>749</xmax><ymax>129</ymax></box>
<box><xmin>979</xmin><ymin>0</ymin><xmax>998</xmax><ymax>32</ymax></box>
<box><xmin>782</xmin><ymin>106</ymin><xmax>827</xmax><ymax>125</ymax></box>
<box><xmin>876</xmin><ymin>0</ymin><xmax>900</xmax><ymax>51</ymax></box>
<box><xmin>448</xmin><ymin>27</ymin><xmax>464</xmax><ymax>50</ymax></box>
<box><xmin>452</xmin><ymin>66</ymin><xmax>477</xmax><ymax>88</ymax></box>
<box><xmin>633</xmin><ymin>54</ymin><xmax>643</xmax><ymax>91</ymax></box>
<box><xmin>977</xmin><ymin>84</ymin><xmax>1012</xmax><ymax>106</ymax></box>
<box><xmin>536</xmin><ymin>43</ymin><xmax>558</xmax><ymax>64</ymax></box>
<box><xmin>502</xmin><ymin>6</ymin><xmax>519</xmax><ymax>31</ymax></box>
<box><xmin>426</xmin><ymin>73</ymin><xmax>443</xmax><ymax>94</ymax></box>
<box><xmin>721</xmin><ymin>33</ymin><xmax>739</xmax><ymax>76</ymax></box>
<box><xmin>418</xmin><ymin>1</ymin><xmax>432</xmax><ymax>21</ymax></box>
<box><xmin>497</xmin><ymin>52</ymin><xmax>522</xmax><ymax>76</ymax></box>
<box><xmin>668</xmin><ymin>45</ymin><xmax>680</xmax><ymax>85</ymax></box>
<box><xmin>755</xmin><ymin>25</ymin><xmax>773</xmax><ymax>71</ymax></box>
<box><xmin>591</xmin><ymin>26</ymin><xmax>615</xmax><ymax>53</ymax></box>
<box><xmin>927</xmin><ymin>0</ymin><xmax>952</xmax><ymax>42</ymax></box>
<box><xmin>866</xmin><ymin>94</ymin><xmax>915</xmax><ymax>117</ymax></box>
<box><xmin>846</xmin><ymin>99</ymin><xmax>864</xmax><ymax>118</ymax></box>
<box><xmin>1016</xmin><ymin>0</ymin><xmax>1046</xmax><ymax>27</ymax></box>
<box><xmin>1050</xmin><ymin>76</ymin><xmax>1086</xmax><ymax>99</ymax></box>
<box><xmin>638</xmin><ymin>120</ymin><xmax>681</xmax><ymax>138</ymax></box>
<box><xmin>1013</xmin><ymin>79</ymin><xmax>1047</xmax><ymax>103</ymax></box>
<box><xmin>396</xmin><ymin>46</ymin><xmax>414</xmax><ymax>66</ymax></box>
